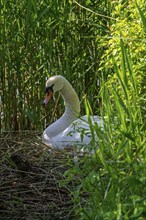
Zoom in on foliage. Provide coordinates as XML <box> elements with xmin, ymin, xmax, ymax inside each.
<box><xmin>62</xmin><ymin>1</ymin><xmax>146</xmax><ymax>219</ymax></box>
<box><xmin>1</xmin><ymin>0</ymin><xmax>110</xmax><ymax>131</ymax></box>
<box><xmin>100</xmin><ymin>0</ymin><xmax>146</xmax><ymax>122</ymax></box>
<box><xmin>1</xmin><ymin>0</ymin><xmax>146</xmax><ymax>219</ymax></box>
<box><xmin>64</xmin><ymin>39</ymin><xmax>146</xmax><ymax>218</ymax></box>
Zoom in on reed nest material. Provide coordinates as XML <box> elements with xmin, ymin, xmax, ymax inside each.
<box><xmin>0</xmin><ymin>131</ymin><xmax>75</xmax><ymax>220</ymax></box>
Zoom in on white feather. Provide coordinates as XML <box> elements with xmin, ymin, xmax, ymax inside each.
<box><xmin>42</xmin><ymin>75</ymin><xmax>102</xmax><ymax>150</ymax></box>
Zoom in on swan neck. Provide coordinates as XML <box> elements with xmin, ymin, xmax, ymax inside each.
<box><xmin>60</xmin><ymin>80</ymin><xmax>80</xmax><ymax>115</ymax></box>
<box><xmin>43</xmin><ymin>77</ymin><xmax>80</xmax><ymax>141</ymax></box>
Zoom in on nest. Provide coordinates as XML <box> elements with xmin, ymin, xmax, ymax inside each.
<box><xmin>0</xmin><ymin>131</ymin><xmax>75</xmax><ymax>220</ymax></box>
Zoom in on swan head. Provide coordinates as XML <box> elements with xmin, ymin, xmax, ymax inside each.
<box><xmin>43</xmin><ymin>75</ymin><xmax>64</xmax><ymax>105</ymax></box>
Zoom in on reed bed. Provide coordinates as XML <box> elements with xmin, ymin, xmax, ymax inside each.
<box><xmin>1</xmin><ymin>0</ymin><xmax>146</xmax><ymax>219</ymax></box>
<box><xmin>1</xmin><ymin>0</ymin><xmax>110</xmax><ymax>132</ymax></box>
<box><xmin>0</xmin><ymin>131</ymin><xmax>76</xmax><ymax>219</ymax></box>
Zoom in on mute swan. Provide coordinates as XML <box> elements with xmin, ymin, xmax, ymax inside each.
<box><xmin>42</xmin><ymin>75</ymin><xmax>102</xmax><ymax>150</ymax></box>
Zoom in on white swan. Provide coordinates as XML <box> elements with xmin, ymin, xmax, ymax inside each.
<box><xmin>42</xmin><ymin>75</ymin><xmax>102</xmax><ymax>150</ymax></box>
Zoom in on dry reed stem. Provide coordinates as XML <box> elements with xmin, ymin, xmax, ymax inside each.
<box><xmin>0</xmin><ymin>131</ymin><xmax>75</xmax><ymax>220</ymax></box>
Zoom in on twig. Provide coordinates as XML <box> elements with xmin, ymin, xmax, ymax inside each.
<box><xmin>74</xmin><ymin>0</ymin><xmax>117</xmax><ymax>20</ymax></box>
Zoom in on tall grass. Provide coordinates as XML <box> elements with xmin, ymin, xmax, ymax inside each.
<box><xmin>0</xmin><ymin>0</ymin><xmax>110</xmax><ymax>132</ymax></box>
<box><xmin>62</xmin><ymin>3</ymin><xmax>146</xmax><ymax>219</ymax></box>
<box><xmin>64</xmin><ymin>40</ymin><xmax>146</xmax><ymax>219</ymax></box>
<box><xmin>1</xmin><ymin>0</ymin><xmax>146</xmax><ymax>218</ymax></box>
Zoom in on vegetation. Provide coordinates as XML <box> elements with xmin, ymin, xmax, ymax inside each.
<box><xmin>1</xmin><ymin>0</ymin><xmax>110</xmax><ymax>130</ymax></box>
<box><xmin>1</xmin><ymin>0</ymin><xmax>146</xmax><ymax>219</ymax></box>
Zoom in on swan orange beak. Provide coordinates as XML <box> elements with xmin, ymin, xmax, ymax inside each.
<box><xmin>43</xmin><ymin>91</ymin><xmax>53</xmax><ymax>105</ymax></box>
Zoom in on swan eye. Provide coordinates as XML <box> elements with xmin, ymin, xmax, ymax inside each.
<box><xmin>45</xmin><ymin>84</ymin><xmax>54</xmax><ymax>94</ymax></box>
